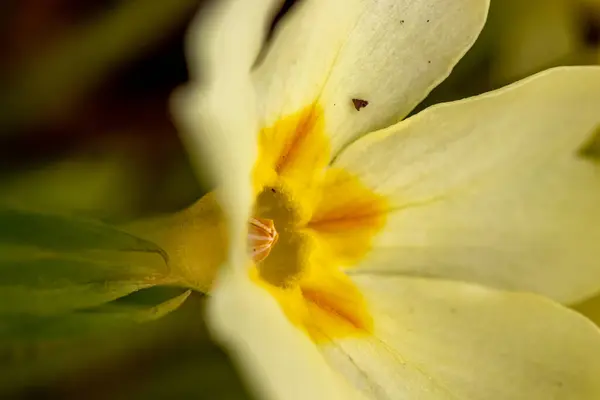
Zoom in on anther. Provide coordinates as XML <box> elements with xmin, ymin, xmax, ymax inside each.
<box><xmin>248</xmin><ymin>217</ymin><xmax>279</xmax><ymax>262</ymax></box>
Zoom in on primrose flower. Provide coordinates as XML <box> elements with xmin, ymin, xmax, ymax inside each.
<box><xmin>159</xmin><ymin>0</ymin><xmax>600</xmax><ymax>399</ymax></box>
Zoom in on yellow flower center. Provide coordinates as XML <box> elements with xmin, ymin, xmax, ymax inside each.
<box><xmin>249</xmin><ymin>103</ymin><xmax>389</xmax><ymax>342</ymax></box>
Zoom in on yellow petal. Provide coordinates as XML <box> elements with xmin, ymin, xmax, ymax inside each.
<box><xmin>320</xmin><ymin>275</ymin><xmax>600</xmax><ymax>399</ymax></box>
<box><xmin>207</xmin><ymin>267</ymin><xmax>357</xmax><ymax>400</ymax></box>
<box><xmin>306</xmin><ymin>167</ymin><xmax>389</xmax><ymax>268</ymax></box>
<box><xmin>335</xmin><ymin>66</ymin><xmax>600</xmax><ymax>304</ymax></box>
<box><xmin>253</xmin><ymin>0</ymin><xmax>489</xmax><ymax>155</ymax></box>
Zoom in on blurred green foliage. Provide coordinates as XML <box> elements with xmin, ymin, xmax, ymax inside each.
<box><xmin>0</xmin><ymin>206</ymin><xmax>251</xmax><ymax>398</ymax></box>
<box><xmin>0</xmin><ymin>0</ymin><xmax>250</xmax><ymax>396</ymax></box>
<box><xmin>0</xmin><ymin>292</ymin><xmax>252</xmax><ymax>399</ymax></box>
<box><xmin>0</xmin><ymin>0</ymin><xmax>200</xmax><ymax>131</ymax></box>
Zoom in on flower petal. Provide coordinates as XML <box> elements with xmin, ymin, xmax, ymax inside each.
<box><xmin>253</xmin><ymin>0</ymin><xmax>489</xmax><ymax>155</ymax></box>
<box><xmin>320</xmin><ymin>275</ymin><xmax>600</xmax><ymax>399</ymax></box>
<box><xmin>334</xmin><ymin>66</ymin><xmax>600</xmax><ymax>304</ymax></box>
<box><xmin>172</xmin><ymin>0</ymin><xmax>281</xmax><ymax>253</ymax></box>
<box><xmin>207</xmin><ymin>268</ymin><xmax>359</xmax><ymax>400</ymax></box>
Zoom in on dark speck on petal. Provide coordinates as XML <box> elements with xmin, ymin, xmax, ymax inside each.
<box><xmin>352</xmin><ymin>98</ymin><xmax>369</xmax><ymax>111</ymax></box>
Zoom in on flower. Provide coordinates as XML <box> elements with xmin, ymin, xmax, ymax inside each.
<box><xmin>163</xmin><ymin>0</ymin><xmax>600</xmax><ymax>399</ymax></box>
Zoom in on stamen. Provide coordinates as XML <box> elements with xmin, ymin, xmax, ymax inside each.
<box><xmin>248</xmin><ymin>217</ymin><xmax>279</xmax><ymax>262</ymax></box>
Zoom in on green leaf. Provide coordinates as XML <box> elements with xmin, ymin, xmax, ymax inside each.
<box><xmin>0</xmin><ymin>208</ymin><xmax>170</xmax><ymax>314</ymax></box>
<box><xmin>0</xmin><ymin>208</ymin><xmax>167</xmax><ymax>256</ymax></box>
<box><xmin>0</xmin><ymin>289</ymin><xmax>191</xmax><ymax>342</ymax></box>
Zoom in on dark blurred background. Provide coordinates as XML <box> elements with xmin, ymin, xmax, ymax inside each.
<box><xmin>0</xmin><ymin>0</ymin><xmax>204</xmax><ymax>223</ymax></box>
<box><xmin>0</xmin><ymin>0</ymin><xmax>598</xmax><ymax>398</ymax></box>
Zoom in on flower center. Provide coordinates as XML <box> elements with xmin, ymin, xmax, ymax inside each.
<box><xmin>245</xmin><ymin>103</ymin><xmax>388</xmax><ymax>342</ymax></box>
<box><xmin>248</xmin><ymin>217</ymin><xmax>279</xmax><ymax>262</ymax></box>
<box><xmin>248</xmin><ymin>185</ymin><xmax>310</xmax><ymax>287</ymax></box>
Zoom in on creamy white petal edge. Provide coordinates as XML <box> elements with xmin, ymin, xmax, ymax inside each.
<box><xmin>209</xmin><ymin>264</ymin><xmax>600</xmax><ymax>400</ymax></box>
<box><xmin>335</xmin><ymin>66</ymin><xmax>600</xmax><ymax>305</ymax></box>
<box><xmin>171</xmin><ymin>0</ymin><xmax>272</xmax><ymax>245</ymax></box>
<box><xmin>253</xmin><ymin>0</ymin><xmax>490</xmax><ymax>155</ymax></box>
<box><xmin>174</xmin><ymin>1</ymin><xmax>356</xmax><ymax>399</ymax></box>
<box><xmin>322</xmin><ymin>275</ymin><xmax>600</xmax><ymax>400</ymax></box>
<box><xmin>209</xmin><ymin>268</ymin><xmax>360</xmax><ymax>400</ymax></box>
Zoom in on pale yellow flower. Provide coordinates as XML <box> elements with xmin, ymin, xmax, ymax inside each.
<box><xmin>162</xmin><ymin>0</ymin><xmax>600</xmax><ymax>399</ymax></box>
